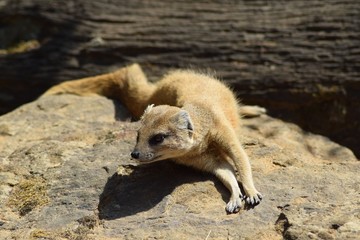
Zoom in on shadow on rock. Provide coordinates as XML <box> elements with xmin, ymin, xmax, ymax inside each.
<box><xmin>112</xmin><ymin>100</ymin><xmax>132</xmax><ymax>122</ymax></box>
<box><xmin>98</xmin><ymin>161</ymin><xmax>227</xmax><ymax>220</ymax></box>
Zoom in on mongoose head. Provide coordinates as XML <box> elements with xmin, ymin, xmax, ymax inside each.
<box><xmin>131</xmin><ymin>104</ymin><xmax>194</xmax><ymax>163</ymax></box>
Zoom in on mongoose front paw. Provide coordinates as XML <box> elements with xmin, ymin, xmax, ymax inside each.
<box><xmin>226</xmin><ymin>197</ymin><xmax>242</xmax><ymax>214</ymax></box>
<box><xmin>244</xmin><ymin>192</ymin><xmax>263</xmax><ymax>206</ymax></box>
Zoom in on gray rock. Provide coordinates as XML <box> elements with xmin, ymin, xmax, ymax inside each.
<box><xmin>0</xmin><ymin>94</ymin><xmax>359</xmax><ymax>239</ymax></box>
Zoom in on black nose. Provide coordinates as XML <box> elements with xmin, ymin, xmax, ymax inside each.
<box><xmin>131</xmin><ymin>150</ymin><xmax>140</xmax><ymax>159</ymax></box>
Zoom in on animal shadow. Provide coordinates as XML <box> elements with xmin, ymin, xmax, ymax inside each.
<box><xmin>98</xmin><ymin>161</ymin><xmax>225</xmax><ymax>220</ymax></box>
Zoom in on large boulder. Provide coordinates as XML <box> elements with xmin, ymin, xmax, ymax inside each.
<box><xmin>0</xmin><ymin>94</ymin><xmax>358</xmax><ymax>239</ymax></box>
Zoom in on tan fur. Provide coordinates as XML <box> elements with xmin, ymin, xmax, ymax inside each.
<box><xmin>43</xmin><ymin>64</ymin><xmax>264</xmax><ymax>213</ymax></box>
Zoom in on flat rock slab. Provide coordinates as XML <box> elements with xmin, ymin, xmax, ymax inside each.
<box><xmin>0</xmin><ymin>95</ymin><xmax>359</xmax><ymax>239</ymax></box>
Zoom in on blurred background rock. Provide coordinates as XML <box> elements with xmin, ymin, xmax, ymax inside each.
<box><xmin>0</xmin><ymin>0</ymin><xmax>359</xmax><ymax>157</ymax></box>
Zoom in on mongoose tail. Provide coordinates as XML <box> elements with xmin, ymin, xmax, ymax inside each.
<box><xmin>43</xmin><ymin>64</ymin><xmax>155</xmax><ymax>118</ymax></box>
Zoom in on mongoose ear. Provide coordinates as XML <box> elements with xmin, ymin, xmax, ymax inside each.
<box><xmin>141</xmin><ymin>104</ymin><xmax>155</xmax><ymax>120</ymax></box>
<box><xmin>174</xmin><ymin>110</ymin><xmax>194</xmax><ymax>132</ymax></box>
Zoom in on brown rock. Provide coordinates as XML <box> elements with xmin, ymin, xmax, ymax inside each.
<box><xmin>0</xmin><ymin>94</ymin><xmax>358</xmax><ymax>239</ymax></box>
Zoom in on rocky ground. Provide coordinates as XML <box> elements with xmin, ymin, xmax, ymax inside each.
<box><xmin>0</xmin><ymin>94</ymin><xmax>359</xmax><ymax>239</ymax></box>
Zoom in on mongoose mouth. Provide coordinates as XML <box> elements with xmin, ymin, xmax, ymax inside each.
<box><xmin>136</xmin><ymin>155</ymin><xmax>163</xmax><ymax>164</ymax></box>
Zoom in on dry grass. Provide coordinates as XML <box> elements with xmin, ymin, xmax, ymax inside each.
<box><xmin>7</xmin><ymin>176</ymin><xmax>49</xmax><ymax>216</ymax></box>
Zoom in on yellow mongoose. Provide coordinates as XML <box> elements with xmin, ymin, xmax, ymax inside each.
<box><xmin>44</xmin><ymin>64</ymin><xmax>264</xmax><ymax>213</ymax></box>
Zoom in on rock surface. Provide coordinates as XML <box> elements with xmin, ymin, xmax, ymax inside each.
<box><xmin>0</xmin><ymin>94</ymin><xmax>359</xmax><ymax>239</ymax></box>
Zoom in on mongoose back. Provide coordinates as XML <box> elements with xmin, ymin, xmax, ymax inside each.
<box><xmin>44</xmin><ymin>64</ymin><xmax>264</xmax><ymax>213</ymax></box>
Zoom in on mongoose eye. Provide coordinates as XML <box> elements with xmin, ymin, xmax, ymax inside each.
<box><xmin>149</xmin><ymin>133</ymin><xmax>167</xmax><ymax>146</ymax></box>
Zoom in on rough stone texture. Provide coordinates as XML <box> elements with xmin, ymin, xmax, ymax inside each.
<box><xmin>0</xmin><ymin>0</ymin><xmax>360</xmax><ymax>157</ymax></box>
<box><xmin>0</xmin><ymin>94</ymin><xmax>359</xmax><ymax>239</ymax></box>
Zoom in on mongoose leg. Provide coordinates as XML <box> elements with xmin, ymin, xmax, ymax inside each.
<box><xmin>213</xmin><ymin>162</ymin><xmax>243</xmax><ymax>213</ymax></box>
<box><xmin>213</xmin><ymin>122</ymin><xmax>262</xmax><ymax>206</ymax></box>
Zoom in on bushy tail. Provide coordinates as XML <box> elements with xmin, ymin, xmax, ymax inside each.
<box><xmin>42</xmin><ymin>64</ymin><xmax>155</xmax><ymax>118</ymax></box>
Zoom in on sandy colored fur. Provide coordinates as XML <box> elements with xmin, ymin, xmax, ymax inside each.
<box><xmin>44</xmin><ymin>64</ymin><xmax>155</xmax><ymax>117</ymax></box>
<box><xmin>44</xmin><ymin>64</ymin><xmax>264</xmax><ymax>213</ymax></box>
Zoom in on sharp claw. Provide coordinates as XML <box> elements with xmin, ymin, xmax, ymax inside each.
<box><xmin>232</xmin><ymin>206</ymin><xmax>240</xmax><ymax>213</ymax></box>
<box><xmin>243</xmin><ymin>191</ymin><xmax>263</xmax><ymax>206</ymax></box>
<box><xmin>226</xmin><ymin>198</ymin><xmax>242</xmax><ymax>214</ymax></box>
